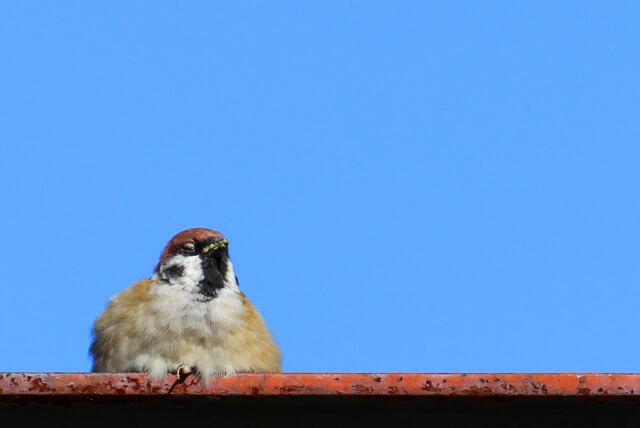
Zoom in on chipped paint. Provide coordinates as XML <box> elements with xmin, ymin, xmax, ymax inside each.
<box><xmin>1</xmin><ymin>373</ymin><xmax>640</xmax><ymax>398</ymax></box>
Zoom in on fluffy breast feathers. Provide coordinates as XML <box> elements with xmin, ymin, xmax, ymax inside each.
<box><xmin>90</xmin><ymin>279</ymin><xmax>281</xmax><ymax>379</ymax></box>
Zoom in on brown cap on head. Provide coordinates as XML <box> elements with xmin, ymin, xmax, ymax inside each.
<box><xmin>155</xmin><ymin>228</ymin><xmax>226</xmax><ymax>273</ymax></box>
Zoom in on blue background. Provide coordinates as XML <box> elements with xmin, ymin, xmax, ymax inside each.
<box><xmin>1</xmin><ymin>2</ymin><xmax>638</xmax><ymax>373</ymax></box>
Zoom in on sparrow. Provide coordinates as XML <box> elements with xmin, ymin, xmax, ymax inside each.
<box><xmin>90</xmin><ymin>228</ymin><xmax>281</xmax><ymax>379</ymax></box>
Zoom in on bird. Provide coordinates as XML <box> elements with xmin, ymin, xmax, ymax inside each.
<box><xmin>90</xmin><ymin>228</ymin><xmax>281</xmax><ymax>380</ymax></box>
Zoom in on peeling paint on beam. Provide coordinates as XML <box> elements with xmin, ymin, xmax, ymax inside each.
<box><xmin>1</xmin><ymin>373</ymin><xmax>640</xmax><ymax>397</ymax></box>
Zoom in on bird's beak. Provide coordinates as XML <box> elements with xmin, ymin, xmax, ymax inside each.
<box><xmin>201</xmin><ymin>238</ymin><xmax>229</xmax><ymax>254</ymax></box>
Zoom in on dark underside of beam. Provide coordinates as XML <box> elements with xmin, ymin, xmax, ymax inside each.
<box><xmin>4</xmin><ymin>395</ymin><xmax>640</xmax><ymax>428</ymax></box>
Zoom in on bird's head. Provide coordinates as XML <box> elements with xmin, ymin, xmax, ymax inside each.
<box><xmin>152</xmin><ymin>228</ymin><xmax>238</xmax><ymax>301</ymax></box>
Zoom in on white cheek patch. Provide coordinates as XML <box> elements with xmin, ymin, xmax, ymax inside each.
<box><xmin>158</xmin><ymin>254</ymin><xmax>204</xmax><ymax>293</ymax></box>
<box><xmin>223</xmin><ymin>260</ymin><xmax>240</xmax><ymax>292</ymax></box>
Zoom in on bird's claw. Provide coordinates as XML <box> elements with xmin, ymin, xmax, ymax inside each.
<box><xmin>176</xmin><ymin>365</ymin><xmax>193</xmax><ymax>382</ymax></box>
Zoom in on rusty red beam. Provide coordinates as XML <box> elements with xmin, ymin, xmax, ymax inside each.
<box><xmin>2</xmin><ymin>373</ymin><xmax>640</xmax><ymax>397</ymax></box>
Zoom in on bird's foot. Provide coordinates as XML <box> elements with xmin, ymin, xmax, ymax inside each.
<box><xmin>167</xmin><ymin>365</ymin><xmax>193</xmax><ymax>395</ymax></box>
<box><xmin>176</xmin><ymin>365</ymin><xmax>193</xmax><ymax>382</ymax></box>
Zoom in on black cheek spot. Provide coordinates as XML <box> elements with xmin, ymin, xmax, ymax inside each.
<box><xmin>163</xmin><ymin>264</ymin><xmax>184</xmax><ymax>279</ymax></box>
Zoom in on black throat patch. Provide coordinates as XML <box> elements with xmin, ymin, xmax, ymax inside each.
<box><xmin>198</xmin><ymin>247</ymin><xmax>229</xmax><ymax>299</ymax></box>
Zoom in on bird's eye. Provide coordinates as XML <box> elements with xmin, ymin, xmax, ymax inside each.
<box><xmin>183</xmin><ymin>242</ymin><xmax>196</xmax><ymax>253</ymax></box>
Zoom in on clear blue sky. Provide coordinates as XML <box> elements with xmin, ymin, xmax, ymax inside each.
<box><xmin>1</xmin><ymin>2</ymin><xmax>638</xmax><ymax>374</ymax></box>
